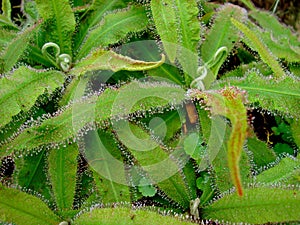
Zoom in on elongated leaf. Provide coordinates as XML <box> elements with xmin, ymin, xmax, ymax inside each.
<box><xmin>0</xmin><ymin>28</ymin><xmax>16</xmax><ymax>50</ymax></box>
<box><xmin>76</xmin><ymin>5</ymin><xmax>148</xmax><ymax>60</ymax></box>
<box><xmin>255</xmin><ymin>156</ymin><xmax>300</xmax><ymax>184</ymax></box>
<box><xmin>0</xmin><ymin>81</ymin><xmax>185</xmax><ymax>157</ymax></box>
<box><xmin>192</xmin><ymin>87</ymin><xmax>249</xmax><ymax>195</ymax></box>
<box><xmin>73</xmin><ymin>0</ymin><xmax>128</xmax><ymax>52</ymax></box>
<box><xmin>15</xmin><ymin>150</ymin><xmax>52</xmax><ymax>202</ymax></box>
<box><xmin>214</xmin><ymin>71</ymin><xmax>300</xmax><ymax>119</ymax></box>
<box><xmin>174</xmin><ymin>0</ymin><xmax>200</xmax><ymax>82</ymax></box>
<box><xmin>84</xmin><ymin>129</ymin><xmax>130</xmax><ymax>203</ymax></box>
<box><xmin>116</xmin><ymin>121</ymin><xmax>192</xmax><ymax>209</ymax></box>
<box><xmin>72</xmin><ymin>207</ymin><xmax>194</xmax><ymax>225</ymax></box>
<box><xmin>202</xmin><ymin>187</ymin><xmax>300</xmax><ymax>224</ymax></box>
<box><xmin>201</xmin><ymin>4</ymin><xmax>246</xmax><ymax>88</ymax></box>
<box><xmin>291</xmin><ymin>120</ymin><xmax>300</xmax><ymax>149</ymax></box>
<box><xmin>71</xmin><ymin>49</ymin><xmax>165</xmax><ymax>77</ymax></box>
<box><xmin>48</xmin><ymin>144</ymin><xmax>78</xmax><ymax>211</ymax></box>
<box><xmin>0</xmin><ymin>185</ymin><xmax>60</xmax><ymax>225</ymax></box>
<box><xmin>247</xmin><ymin>136</ymin><xmax>276</xmax><ymax>169</ymax></box>
<box><xmin>151</xmin><ymin>0</ymin><xmax>178</xmax><ymax>62</ymax></box>
<box><xmin>0</xmin><ymin>66</ymin><xmax>65</xmax><ymax>128</ymax></box>
<box><xmin>231</xmin><ymin>18</ymin><xmax>285</xmax><ymax>79</ymax></box>
<box><xmin>35</xmin><ymin>0</ymin><xmax>75</xmax><ymax>55</ymax></box>
<box><xmin>0</xmin><ymin>24</ymin><xmax>39</xmax><ymax>73</ymax></box>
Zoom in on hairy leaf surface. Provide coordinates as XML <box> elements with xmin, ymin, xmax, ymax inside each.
<box><xmin>0</xmin><ymin>81</ymin><xmax>185</xmax><ymax>157</ymax></box>
<box><xmin>72</xmin><ymin>207</ymin><xmax>194</xmax><ymax>225</ymax></box>
<box><xmin>214</xmin><ymin>71</ymin><xmax>300</xmax><ymax>119</ymax></box>
<box><xmin>76</xmin><ymin>5</ymin><xmax>148</xmax><ymax>60</ymax></box>
<box><xmin>48</xmin><ymin>144</ymin><xmax>78</xmax><ymax>211</ymax></box>
<box><xmin>202</xmin><ymin>187</ymin><xmax>300</xmax><ymax>224</ymax></box>
<box><xmin>35</xmin><ymin>0</ymin><xmax>76</xmax><ymax>55</ymax></box>
<box><xmin>0</xmin><ymin>185</ymin><xmax>60</xmax><ymax>225</ymax></box>
<box><xmin>72</xmin><ymin>49</ymin><xmax>165</xmax><ymax>76</ymax></box>
<box><xmin>151</xmin><ymin>0</ymin><xmax>178</xmax><ymax>62</ymax></box>
<box><xmin>0</xmin><ymin>66</ymin><xmax>65</xmax><ymax>127</ymax></box>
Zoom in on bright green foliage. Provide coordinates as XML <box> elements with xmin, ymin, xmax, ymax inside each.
<box><xmin>231</xmin><ymin>18</ymin><xmax>286</xmax><ymax>79</ymax></box>
<box><xmin>201</xmin><ymin>4</ymin><xmax>246</xmax><ymax>81</ymax></box>
<box><xmin>0</xmin><ymin>0</ymin><xmax>300</xmax><ymax>224</ymax></box>
<box><xmin>76</xmin><ymin>5</ymin><xmax>149</xmax><ymax>59</ymax></box>
<box><xmin>255</xmin><ymin>156</ymin><xmax>300</xmax><ymax>184</ymax></box>
<box><xmin>85</xmin><ymin>129</ymin><xmax>131</xmax><ymax>204</ymax></box>
<box><xmin>72</xmin><ymin>207</ymin><xmax>195</xmax><ymax>225</ymax></box>
<box><xmin>0</xmin><ymin>66</ymin><xmax>65</xmax><ymax>127</ymax></box>
<box><xmin>48</xmin><ymin>144</ymin><xmax>78</xmax><ymax>211</ymax></box>
<box><xmin>35</xmin><ymin>0</ymin><xmax>76</xmax><ymax>55</ymax></box>
<box><xmin>151</xmin><ymin>0</ymin><xmax>178</xmax><ymax>63</ymax></box>
<box><xmin>202</xmin><ymin>187</ymin><xmax>300</xmax><ymax>224</ymax></box>
<box><xmin>73</xmin><ymin>0</ymin><xmax>129</xmax><ymax>51</ymax></box>
<box><xmin>0</xmin><ymin>23</ymin><xmax>40</xmax><ymax>73</ymax></box>
<box><xmin>247</xmin><ymin>136</ymin><xmax>276</xmax><ymax>168</ymax></box>
<box><xmin>215</xmin><ymin>71</ymin><xmax>300</xmax><ymax>119</ymax></box>
<box><xmin>249</xmin><ymin>10</ymin><xmax>300</xmax><ymax>62</ymax></box>
<box><xmin>0</xmin><ymin>185</ymin><xmax>61</xmax><ymax>225</ymax></box>
<box><xmin>72</xmin><ymin>49</ymin><xmax>165</xmax><ymax>76</ymax></box>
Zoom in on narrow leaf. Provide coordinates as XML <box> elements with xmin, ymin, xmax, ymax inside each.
<box><xmin>0</xmin><ymin>185</ymin><xmax>61</xmax><ymax>225</ymax></box>
<box><xmin>1</xmin><ymin>0</ymin><xmax>11</xmax><ymax>21</ymax></box>
<box><xmin>83</xmin><ymin>129</ymin><xmax>130</xmax><ymax>203</ymax></box>
<box><xmin>73</xmin><ymin>0</ymin><xmax>128</xmax><ymax>52</ymax></box>
<box><xmin>116</xmin><ymin>121</ymin><xmax>193</xmax><ymax>209</ymax></box>
<box><xmin>0</xmin><ymin>81</ymin><xmax>185</xmax><ymax>157</ymax></box>
<box><xmin>255</xmin><ymin>156</ymin><xmax>300</xmax><ymax>184</ymax></box>
<box><xmin>192</xmin><ymin>87</ymin><xmax>249</xmax><ymax>195</ymax></box>
<box><xmin>48</xmin><ymin>144</ymin><xmax>78</xmax><ymax>211</ymax></box>
<box><xmin>71</xmin><ymin>49</ymin><xmax>165</xmax><ymax>77</ymax></box>
<box><xmin>214</xmin><ymin>70</ymin><xmax>300</xmax><ymax>119</ymax></box>
<box><xmin>72</xmin><ymin>207</ymin><xmax>194</xmax><ymax>225</ymax></box>
<box><xmin>0</xmin><ymin>66</ymin><xmax>65</xmax><ymax>127</ymax></box>
<box><xmin>76</xmin><ymin>5</ymin><xmax>148</xmax><ymax>60</ymax></box>
<box><xmin>151</xmin><ymin>0</ymin><xmax>178</xmax><ymax>62</ymax></box>
<box><xmin>174</xmin><ymin>0</ymin><xmax>200</xmax><ymax>82</ymax></box>
<box><xmin>231</xmin><ymin>18</ymin><xmax>285</xmax><ymax>79</ymax></box>
<box><xmin>0</xmin><ymin>23</ymin><xmax>40</xmax><ymax>73</ymax></box>
<box><xmin>201</xmin><ymin>4</ymin><xmax>246</xmax><ymax>88</ymax></box>
<box><xmin>35</xmin><ymin>0</ymin><xmax>76</xmax><ymax>55</ymax></box>
<box><xmin>202</xmin><ymin>187</ymin><xmax>300</xmax><ymax>224</ymax></box>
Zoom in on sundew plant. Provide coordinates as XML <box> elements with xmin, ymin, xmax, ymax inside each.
<box><xmin>0</xmin><ymin>0</ymin><xmax>300</xmax><ymax>224</ymax></box>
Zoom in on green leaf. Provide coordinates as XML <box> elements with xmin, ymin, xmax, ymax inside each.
<box><xmin>76</xmin><ymin>5</ymin><xmax>148</xmax><ymax>60</ymax></box>
<box><xmin>71</xmin><ymin>49</ymin><xmax>165</xmax><ymax>77</ymax></box>
<box><xmin>48</xmin><ymin>144</ymin><xmax>78</xmax><ymax>211</ymax></box>
<box><xmin>72</xmin><ymin>207</ymin><xmax>195</xmax><ymax>225</ymax></box>
<box><xmin>0</xmin><ymin>185</ymin><xmax>61</xmax><ymax>225</ymax></box>
<box><xmin>0</xmin><ymin>24</ymin><xmax>39</xmax><ymax>73</ymax></box>
<box><xmin>73</xmin><ymin>0</ymin><xmax>128</xmax><ymax>52</ymax></box>
<box><xmin>1</xmin><ymin>81</ymin><xmax>185</xmax><ymax>157</ymax></box>
<box><xmin>214</xmin><ymin>71</ymin><xmax>300</xmax><ymax>119</ymax></box>
<box><xmin>83</xmin><ymin>129</ymin><xmax>131</xmax><ymax>204</ymax></box>
<box><xmin>117</xmin><ymin>122</ymin><xmax>192</xmax><ymax>209</ymax></box>
<box><xmin>0</xmin><ymin>28</ymin><xmax>16</xmax><ymax>50</ymax></box>
<box><xmin>201</xmin><ymin>4</ymin><xmax>246</xmax><ymax>88</ymax></box>
<box><xmin>151</xmin><ymin>0</ymin><xmax>178</xmax><ymax>63</ymax></box>
<box><xmin>35</xmin><ymin>0</ymin><xmax>76</xmax><ymax>55</ymax></box>
<box><xmin>202</xmin><ymin>187</ymin><xmax>300</xmax><ymax>224</ymax></box>
<box><xmin>255</xmin><ymin>156</ymin><xmax>300</xmax><ymax>184</ymax></box>
<box><xmin>174</xmin><ymin>0</ymin><xmax>200</xmax><ymax>82</ymax></box>
<box><xmin>0</xmin><ymin>66</ymin><xmax>65</xmax><ymax>128</ymax></box>
<box><xmin>231</xmin><ymin>18</ymin><xmax>285</xmax><ymax>79</ymax></box>
<box><xmin>15</xmin><ymin>150</ymin><xmax>52</xmax><ymax>202</ymax></box>
<box><xmin>247</xmin><ymin>136</ymin><xmax>276</xmax><ymax>168</ymax></box>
